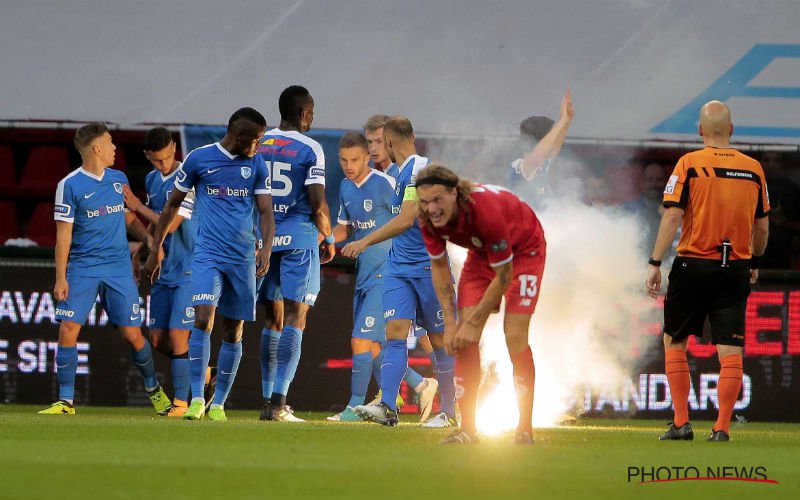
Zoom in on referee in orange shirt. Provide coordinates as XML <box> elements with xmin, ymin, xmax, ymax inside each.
<box><xmin>646</xmin><ymin>100</ymin><xmax>770</xmax><ymax>442</ymax></box>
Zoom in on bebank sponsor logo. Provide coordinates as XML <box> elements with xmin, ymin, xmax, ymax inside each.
<box><xmin>355</xmin><ymin>220</ymin><xmax>376</xmax><ymax>230</ymax></box>
<box><xmin>86</xmin><ymin>203</ymin><xmax>124</xmax><ymax>218</ymax></box>
<box><xmin>628</xmin><ymin>465</ymin><xmax>777</xmax><ymax>485</ymax></box>
<box><xmin>206</xmin><ymin>185</ymin><xmax>250</xmax><ymax>197</ymax></box>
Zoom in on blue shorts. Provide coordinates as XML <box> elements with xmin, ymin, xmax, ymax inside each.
<box><xmin>382</xmin><ymin>275</ymin><xmax>444</xmax><ymax>334</ymax></box>
<box><xmin>149</xmin><ymin>281</ymin><xmax>194</xmax><ymax>330</ymax></box>
<box><xmin>258</xmin><ymin>248</ymin><xmax>320</xmax><ymax>306</ymax></box>
<box><xmin>352</xmin><ymin>285</ymin><xmax>385</xmax><ymax>342</ymax></box>
<box><xmin>56</xmin><ymin>273</ymin><xmax>142</xmax><ymax>327</ymax></box>
<box><xmin>191</xmin><ymin>258</ymin><xmax>256</xmax><ymax>321</ymax></box>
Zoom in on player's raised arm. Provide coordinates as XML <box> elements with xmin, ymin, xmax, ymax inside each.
<box><xmin>341</xmin><ymin>197</ymin><xmax>416</xmax><ymax>258</ymax></box>
<box><xmin>519</xmin><ymin>88</ymin><xmax>574</xmax><ymax>180</ymax></box>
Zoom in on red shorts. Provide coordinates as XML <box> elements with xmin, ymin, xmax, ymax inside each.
<box><xmin>457</xmin><ymin>248</ymin><xmax>546</xmax><ymax>315</ymax></box>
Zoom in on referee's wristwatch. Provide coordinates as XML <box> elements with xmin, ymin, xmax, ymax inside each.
<box><xmin>648</xmin><ymin>258</ymin><xmax>662</xmax><ymax>267</ymax></box>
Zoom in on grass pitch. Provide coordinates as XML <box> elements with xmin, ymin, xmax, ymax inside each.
<box><xmin>0</xmin><ymin>406</ymin><xmax>797</xmax><ymax>500</ymax></box>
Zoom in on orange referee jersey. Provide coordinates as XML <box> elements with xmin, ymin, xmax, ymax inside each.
<box><xmin>663</xmin><ymin>147</ymin><xmax>770</xmax><ymax>260</ymax></box>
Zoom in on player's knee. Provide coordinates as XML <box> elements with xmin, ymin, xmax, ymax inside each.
<box><xmin>504</xmin><ymin>332</ymin><xmax>528</xmax><ymax>354</ymax></box>
<box><xmin>57</xmin><ymin>321</ymin><xmax>81</xmax><ymax>346</ymax></box>
<box><xmin>119</xmin><ymin>326</ymin><xmax>146</xmax><ymax>349</ymax></box>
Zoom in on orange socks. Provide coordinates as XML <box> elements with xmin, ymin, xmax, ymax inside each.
<box><xmin>715</xmin><ymin>354</ymin><xmax>743</xmax><ymax>433</ymax></box>
<box><xmin>665</xmin><ymin>349</ymin><xmax>690</xmax><ymax>426</ymax></box>
<box><xmin>455</xmin><ymin>344</ymin><xmax>481</xmax><ymax>435</ymax></box>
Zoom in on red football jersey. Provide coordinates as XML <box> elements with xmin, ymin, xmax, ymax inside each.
<box><xmin>421</xmin><ymin>184</ymin><xmax>545</xmax><ymax>267</ymax></box>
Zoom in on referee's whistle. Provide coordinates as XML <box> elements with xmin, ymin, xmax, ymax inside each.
<box><xmin>720</xmin><ymin>239</ymin><xmax>732</xmax><ymax>268</ymax></box>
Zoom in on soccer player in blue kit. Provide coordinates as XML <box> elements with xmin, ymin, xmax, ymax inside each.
<box><xmin>326</xmin><ymin>132</ymin><xmax>438</xmax><ymax>422</ymax></box>
<box><xmin>40</xmin><ymin>123</ymin><xmax>172</xmax><ymax>415</ymax></box>
<box><xmin>257</xmin><ymin>86</ymin><xmax>335</xmax><ymax>422</ymax></box>
<box><xmin>146</xmin><ymin>108</ymin><xmax>274</xmax><ymax>421</ymax></box>
<box><xmin>343</xmin><ymin>116</ymin><xmax>457</xmax><ymax>427</ymax></box>
<box><xmin>123</xmin><ymin>127</ymin><xmax>199</xmax><ymax>416</ymax></box>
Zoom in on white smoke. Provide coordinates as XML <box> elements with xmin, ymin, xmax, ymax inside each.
<box><xmin>425</xmin><ymin>138</ymin><xmax>662</xmax><ymax>433</ymax></box>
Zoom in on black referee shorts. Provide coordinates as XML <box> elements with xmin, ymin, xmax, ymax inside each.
<box><xmin>663</xmin><ymin>257</ymin><xmax>751</xmax><ymax>347</ymax></box>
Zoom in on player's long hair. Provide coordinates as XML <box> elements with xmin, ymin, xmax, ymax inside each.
<box><xmin>416</xmin><ymin>164</ymin><xmax>474</xmax><ymax>227</ymax></box>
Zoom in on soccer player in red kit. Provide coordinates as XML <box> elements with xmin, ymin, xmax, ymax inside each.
<box><xmin>416</xmin><ymin>164</ymin><xmax>545</xmax><ymax>444</ymax></box>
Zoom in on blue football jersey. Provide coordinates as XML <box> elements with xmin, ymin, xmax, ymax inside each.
<box><xmin>174</xmin><ymin>143</ymin><xmax>270</xmax><ymax>263</ymax></box>
<box><xmin>145</xmin><ymin>164</ymin><xmax>197</xmax><ymax>285</ymax></box>
<box><xmin>385</xmin><ymin>162</ymin><xmax>399</xmax><ymax>180</ymax></box>
<box><xmin>337</xmin><ymin>169</ymin><xmax>397</xmax><ymax>290</ymax></box>
<box><xmin>258</xmin><ymin>129</ymin><xmax>325</xmax><ymax>251</ymax></box>
<box><xmin>386</xmin><ymin>155</ymin><xmax>431</xmax><ymax>278</ymax></box>
<box><xmin>54</xmin><ymin>168</ymin><xmax>132</xmax><ymax>277</ymax></box>
<box><xmin>385</xmin><ymin>155</ymin><xmax>432</xmax><ymax>278</ymax></box>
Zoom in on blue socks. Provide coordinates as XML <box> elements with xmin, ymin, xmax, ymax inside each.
<box><xmin>130</xmin><ymin>340</ymin><xmax>158</xmax><ymax>391</ymax></box>
<box><xmin>188</xmin><ymin>328</ymin><xmax>211</xmax><ymax>401</ymax></box>
<box><xmin>434</xmin><ymin>348</ymin><xmax>456</xmax><ymax>417</ymax></box>
<box><xmin>348</xmin><ymin>352</ymin><xmax>373</xmax><ymax>407</ymax></box>
<box><xmin>56</xmin><ymin>345</ymin><xmax>77</xmax><ymax>403</ymax></box>
<box><xmin>212</xmin><ymin>341</ymin><xmax>242</xmax><ymax>406</ymax></box>
<box><xmin>260</xmin><ymin>329</ymin><xmax>281</xmax><ymax>399</ymax></box>
<box><xmin>371</xmin><ymin>348</ymin><xmax>384</xmax><ymax>384</ymax></box>
<box><xmin>380</xmin><ymin>339</ymin><xmax>408</xmax><ymax>411</ymax></box>
<box><xmin>171</xmin><ymin>353</ymin><xmax>190</xmax><ymax>402</ymax></box>
<box><xmin>274</xmin><ymin>325</ymin><xmax>303</xmax><ymax>397</ymax></box>
<box><xmin>404</xmin><ymin>366</ymin><xmax>425</xmax><ymax>390</ymax></box>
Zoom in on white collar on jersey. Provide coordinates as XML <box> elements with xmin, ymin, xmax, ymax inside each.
<box><xmin>159</xmin><ymin>162</ymin><xmax>182</xmax><ymax>182</ymax></box>
<box><xmin>215</xmin><ymin>142</ymin><xmax>236</xmax><ymax>160</ymax></box>
<box><xmin>79</xmin><ymin>167</ymin><xmax>105</xmax><ymax>181</ymax></box>
<box><xmin>397</xmin><ymin>154</ymin><xmax>423</xmax><ymax>174</ymax></box>
<box><xmin>353</xmin><ymin>169</ymin><xmax>375</xmax><ymax>189</ymax></box>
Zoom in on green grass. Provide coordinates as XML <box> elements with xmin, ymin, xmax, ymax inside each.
<box><xmin>0</xmin><ymin>405</ymin><xmax>798</xmax><ymax>500</ymax></box>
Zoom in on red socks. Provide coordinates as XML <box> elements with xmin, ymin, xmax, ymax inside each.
<box><xmin>455</xmin><ymin>343</ymin><xmax>481</xmax><ymax>435</ymax></box>
<box><xmin>510</xmin><ymin>346</ymin><xmax>535</xmax><ymax>435</ymax></box>
<box><xmin>665</xmin><ymin>349</ymin><xmax>690</xmax><ymax>427</ymax></box>
<box><xmin>715</xmin><ymin>354</ymin><xmax>743</xmax><ymax>433</ymax></box>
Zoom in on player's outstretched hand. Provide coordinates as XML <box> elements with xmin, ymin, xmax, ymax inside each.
<box><xmin>54</xmin><ymin>277</ymin><xmax>69</xmax><ymax>302</ymax></box>
<box><xmin>256</xmin><ymin>248</ymin><xmax>271</xmax><ymax>277</ymax></box>
<box><xmin>341</xmin><ymin>240</ymin><xmax>367</xmax><ymax>259</ymax></box>
<box><xmin>320</xmin><ymin>241</ymin><xmax>336</xmax><ymax>264</ymax></box>
<box><xmin>144</xmin><ymin>247</ymin><xmax>164</xmax><ymax>284</ymax></box>
<box><xmin>645</xmin><ymin>265</ymin><xmax>661</xmax><ymax>298</ymax></box>
<box><xmin>560</xmin><ymin>88</ymin><xmax>574</xmax><ymax>122</ymax></box>
<box><xmin>122</xmin><ymin>184</ymin><xmax>143</xmax><ymax>212</ymax></box>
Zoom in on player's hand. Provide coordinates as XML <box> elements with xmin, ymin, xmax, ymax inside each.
<box><xmin>443</xmin><ymin>326</ymin><xmax>457</xmax><ymax>356</ymax></box>
<box><xmin>144</xmin><ymin>246</ymin><xmax>164</xmax><ymax>284</ymax></box>
<box><xmin>560</xmin><ymin>88</ymin><xmax>574</xmax><ymax>122</ymax></box>
<box><xmin>122</xmin><ymin>184</ymin><xmax>143</xmax><ymax>213</ymax></box>
<box><xmin>54</xmin><ymin>277</ymin><xmax>69</xmax><ymax>302</ymax></box>
<box><xmin>256</xmin><ymin>248</ymin><xmax>271</xmax><ymax>277</ymax></box>
<box><xmin>453</xmin><ymin>321</ymin><xmax>483</xmax><ymax>353</ymax></box>
<box><xmin>750</xmin><ymin>268</ymin><xmax>759</xmax><ymax>285</ymax></box>
<box><xmin>341</xmin><ymin>239</ymin><xmax>367</xmax><ymax>259</ymax></box>
<box><xmin>646</xmin><ymin>265</ymin><xmax>661</xmax><ymax>298</ymax></box>
<box><xmin>320</xmin><ymin>241</ymin><xmax>336</xmax><ymax>264</ymax></box>
<box><xmin>132</xmin><ymin>252</ymin><xmax>142</xmax><ymax>284</ymax></box>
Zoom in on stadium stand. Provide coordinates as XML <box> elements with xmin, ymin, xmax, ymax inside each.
<box><xmin>17</xmin><ymin>146</ymin><xmax>71</xmax><ymax>198</ymax></box>
<box><xmin>25</xmin><ymin>202</ymin><xmax>56</xmax><ymax>246</ymax></box>
<box><xmin>0</xmin><ymin>200</ymin><xmax>20</xmax><ymax>242</ymax></box>
<box><xmin>0</xmin><ymin>145</ymin><xmax>16</xmax><ymax>195</ymax></box>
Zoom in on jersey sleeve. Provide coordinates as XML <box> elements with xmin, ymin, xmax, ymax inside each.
<box><xmin>337</xmin><ymin>182</ymin><xmax>351</xmax><ymax>225</ymax></box>
<box><xmin>54</xmin><ymin>177</ymin><xmax>75</xmax><ymax>223</ymax></box>
<box><xmin>663</xmin><ymin>156</ymin><xmax>689</xmax><ymax>208</ymax></box>
<box><xmin>476</xmin><ymin>197</ymin><xmax>514</xmax><ymax>267</ymax></box>
<box><xmin>254</xmin><ymin>156</ymin><xmax>271</xmax><ymax>195</ymax></box>
<box><xmin>304</xmin><ymin>144</ymin><xmax>326</xmax><ymax>187</ymax></box>
<box><xmin>421</xmin><ymin>223</ymin><xmax>447</xmax><ymax>260</ymax></box>
<box><xmin>178</xmin><ymin>189</ymin><xmax>195</xmax><ymax>219</ymax></box>
<box><xmin>174</xmin><ymin>152</ymin><xmax>198</xmax><ymax>193</ymax></box>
